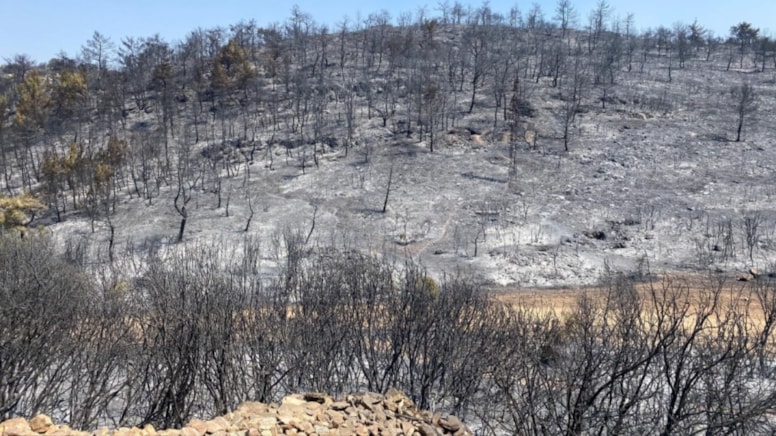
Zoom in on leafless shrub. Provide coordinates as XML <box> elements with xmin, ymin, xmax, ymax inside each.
<box><xmin>0</xmin><ymin>233</ymin><xmax>91</xmax><ymax>420</ymax></box>
<box><xmin>743</xmin><ymin>212</ymin><xmax>762</xmax><ymax>262</ymax></box>
<box><xmin>732</xmin><ymin>82</ymin><xmax>758</xmax><ymax>142</ymax></box>
<box><xmin>5</xmin><ymin>233</ymin><xmax>776</xmax><ymax>433</ymax></box>
<box><xmin>699</xmin><ymin>215</ymin><xmax>736</xmax><ymax>265</ymax></box>
<box><xmin>637</xmin><ymin>204</ymin><xmax>660</xmax><ymax>231</ymax></box>
<box><xmin>482</xmin><ymin>272</ymin><xmax>776</xmax><ymax>435</ymax></box>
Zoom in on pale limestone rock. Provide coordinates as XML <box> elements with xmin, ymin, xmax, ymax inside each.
<box><xmin>256</xmin><ymin>418</ymin><xmax>275</xmax><ymax>432</ymax></box>
<box><xmin>1</xmin><ymin>417</ymin><xmax>31</xmax><ymax>436</ymax></box>
<box><xmin>416</xmin><ymin>422</ymin><xmax>438</xmax><ymax>436</ymax></box>
<box><xmin>439</xmin><ymin>415</ymin><xmax>462</xmax><ymax>432</ymax></box>
<box><xmin>179</xmin><ymin>426</ymin><xmax>201</xmax><ymax>436</ymax></box>
<box><xmin>329</xmin><ymin>402</ymin><xmax>348</xmax><ymax>412</ymax></box>
<box><xmin>29</xmin><ymin>415</ymin><xmax>54</xmax><ymax>434</ymax></box>
<box><xmin>92</xmin><ymin>427</ymin><xmax>110</xmax><ymax>436</ymax></box>
<box><xmin>204</xmin><ymin>417</ymin><xmax>230</xmax><ymax>434</ymax></box>
<box><xmin>184</xmin><ymin>420</ymin><xmax>207</xmax><ymax>436</ymax></box>
<box><xmin>1</xmin><ymin>390</ymin><xmax>472</xmax><ymax>436</ymax></box>
<box><xmin>280</xmin><ymin>396</ymin><xmax>306</xmax><ymax>407</ymax></box>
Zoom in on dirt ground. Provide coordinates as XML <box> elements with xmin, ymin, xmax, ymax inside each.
<box><xmin>490</xmin><ymin>272</ymin><xmax>773</xmax><ymax>327</ymax></box>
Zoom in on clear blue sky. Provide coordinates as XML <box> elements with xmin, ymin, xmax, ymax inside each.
<box><xmin>1</xmin><ymin>0</ymin><xmax>774</xmax><ymax>63</ymax></box>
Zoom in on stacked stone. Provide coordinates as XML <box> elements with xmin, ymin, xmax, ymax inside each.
<box><xmin>1</xmin><ymin>389</ymin><xmax>472</xmax><ymax>436</ymax></box>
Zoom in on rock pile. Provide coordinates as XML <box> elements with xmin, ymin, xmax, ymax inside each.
<box><xmin>1</xmin><ymin>390</ymin><xmax>472</xmax><ymax>436</ymax></box>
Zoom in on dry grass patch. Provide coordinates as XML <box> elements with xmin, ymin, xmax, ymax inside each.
<box><xmin>491</xmin><ymin>272</ymin><xmax>776</xmax><ymax>334</ymax></box>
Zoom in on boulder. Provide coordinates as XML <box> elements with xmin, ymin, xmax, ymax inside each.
<box><xmin>29</xmin><ymin>415</ymin><xmax>53</xmax><ymax>434</ymax></box>
<box><xmin>1</xmin><ymin>417</ymin><xmax>31</xmax><ymax>436</ymax></box>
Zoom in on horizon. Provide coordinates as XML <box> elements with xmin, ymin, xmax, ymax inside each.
<box><xmin>1</xmin><ymin>0</ymin><xmax>774</xmax><ymax>64</ymax></box>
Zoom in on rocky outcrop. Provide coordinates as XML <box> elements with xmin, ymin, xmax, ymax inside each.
<box><xmin>1</xmin><ymin>390</ymin><xmax>472</xmax><ymax>436</ymax></box>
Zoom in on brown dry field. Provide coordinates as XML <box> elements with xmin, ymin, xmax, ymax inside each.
<box><xmin>490</xmin><ymin>272</ymin><xmax>775</xmax><ymax>328</ymax></box>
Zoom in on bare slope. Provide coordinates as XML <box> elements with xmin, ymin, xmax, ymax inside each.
<box><xmin>54</xmin><ymin>64</ymin><xmax>775</xmax><ymax>288</ymax></box>
<box><xmin>9</xmin><ymin>22</ymin><xmax>764</xmax><ymax>289</ymax></box>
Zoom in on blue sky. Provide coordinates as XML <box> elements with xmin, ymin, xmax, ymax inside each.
<box><xmin>1</xmin><ymin>0</ymin><xmax>774</xmax><ymax>63</ymax></box>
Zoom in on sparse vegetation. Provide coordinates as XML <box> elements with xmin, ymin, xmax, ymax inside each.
<box><xmin>1</xmin><ymin>234</ymin><xmax>776</xmax><ymax>434</ymax></box>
